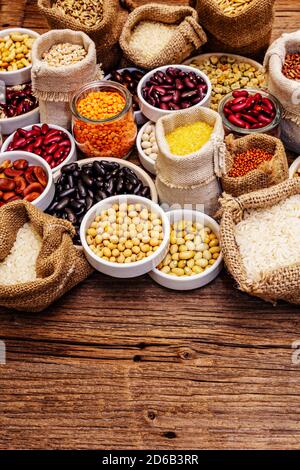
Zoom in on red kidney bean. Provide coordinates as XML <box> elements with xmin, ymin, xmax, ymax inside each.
<box><xmin>142</xmin><ymin>67</ymin><xmax>208</xmax><ymax>111</ymax></box>
<box><xmin>24</xmin><ymin>192</ymin><xmax>41</xmax><ymax>202</ymax></box>
<box><xmin>224</xmin><ymin>90</ymin><xmax>277</xmax><ymax>131</ymax></box>
<box><xmin>0</xmin><ymin>83</ymin><xmax>37</xmax><ymax>119</ymax></box>
<box><xmin>7</xmin><ymin>124</ymin><xmax>72</xmax><ymax>169</ymax></box>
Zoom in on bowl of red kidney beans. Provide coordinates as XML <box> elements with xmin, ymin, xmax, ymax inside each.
<box><xmin>2</xmin><ymin>123</ymin><xmax>77</xmax><ymax>172</ymax></box>
<box><xmin>218</xmin><ymin>88</ymin><xmax>282</xmax><ymax>137</ymax></box>
<box><xmin>0</xmin><ymin>83</ymin><xmax>39</xmax><ymax>135</ymax></box>
<box><xmin>137</xmin><ymin>65</ymin><xmax>211</xmax><ymax>122</ymax></box>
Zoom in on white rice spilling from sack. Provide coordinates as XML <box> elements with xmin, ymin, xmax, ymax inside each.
<box><xmin>234</xmin><ymin>194</ymin><xmax>300</xmax><ymax>282</ymax></box>
<box><xmin>0</xmin><ymin>222</ymin><xmax>42</xmax><ymax>285</ymax></box>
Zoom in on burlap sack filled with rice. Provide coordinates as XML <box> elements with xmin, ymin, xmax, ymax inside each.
<box><xmin>119</xmin><ymin>3</ymin><xmax>207</xmax><ymax>70</ymax></box>
<box><xmin>221</xmin><ymin>133</ymin><xmax>289</xmax><ymax>197</ymax></box>
<box><xmin>196</xmin><ymin>0</ymin><xmax>275</xmax><ymax>57</ymax></box>
<box><xmin>155</xmin><ymin>107</ymin><xmax>226</xmax><ymax>215</ymax></box>
<box><xmin>31</xmin><ymin>29</ymin><xmax>102</xmax><ymax>129</ymax></box>
<box><xmin>0</xmin><ymin>201</ymin><xmax>93</xmax><ymax>312</ymax></box>
<box><xmin>38</xmin><ymin>0</ymin><xmax>128</xmax><ymax>71</ymax></box>
<box><xmin>264</xmin><ymin>31</ymin><xmax>300</xmax><ymax>153</ymax></box>
<box><xmin>219</xmin><ymin>178</ymin><xmax>300</xmax><ymax>305</ymax></box>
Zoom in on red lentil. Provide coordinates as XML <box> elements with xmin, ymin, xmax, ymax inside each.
<box><xmin>228</xmin><ymin>148</ymin><xmax>273</xmax><ymax>177</ymax></box>
<box><xmin>282</xmin><ymin>53</ymin><xmax>300</xmax><ymax>81</ymax></box>
<box><xmin>73</xmin><ymin>90</ymin><xmax>137</xmax><ymax>159</ymax></box>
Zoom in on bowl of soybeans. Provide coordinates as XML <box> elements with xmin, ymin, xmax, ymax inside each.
<box><xmin>149</xmin><ymin>209</ymin><xmax>223</xmax><ymax>291</ymax></box>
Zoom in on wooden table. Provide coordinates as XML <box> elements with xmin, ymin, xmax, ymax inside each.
<box><xmin>1</xmin><ymin>0</ymin><xmax>300</xmax><ymax>451</ymax></box>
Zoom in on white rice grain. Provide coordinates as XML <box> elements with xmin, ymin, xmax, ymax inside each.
<box><xmin>0</xmin><ymin>222</ymin><xmax>42</xmax><ymax>285</ymax></box>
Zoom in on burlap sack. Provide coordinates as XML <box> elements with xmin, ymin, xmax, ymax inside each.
<box><xmin>31</xmin><ymin>29</ymin><xmax>102</xmax><ymax>129</ymax></box>
<box><xmin>221</xmin><ymin>133</ymin><xmax>289</xmax><ymax>197</ymax></box>
<box><xmin>0</xmin><ymin>200</ymin><xmax>93</xmax><ymax>312</ymax></box>
<box><xmin>38</xmin><ymin>0</ymin><xmax>128</xmax><ymax>71</ymax></box>
<box><xmin>264</xmin><ymin>31</ymin><xmax>300</xmax><ymax>153</ymax></box>
<box><xmin>119</xmin><ymin>3</ymin><xmax>207</xmax><ymax>70</ymax></box>
<box><xmin>155</xmin><ymin>106</ymin><xmax>226</xmax><ymax>215</ymax></box>
<box><xmin>196</xmin><ymin>0</ymin><xmax>275</xmax><ymax>57</ymax></box>
<box><xmin>219</xmin><ymin>178</ymin><xmax>300</xmax><ymax>305</ymax></box>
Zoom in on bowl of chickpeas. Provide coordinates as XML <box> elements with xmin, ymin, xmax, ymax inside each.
<box><xmin>0</xmin><ymin>28</ymin><xmax>39</xmax><ymax>86</ymax></box>
<box><xmin>80</xmin><ymin>195</ymin><xmax>170</xmax><ymax>278</ymax></box>
<box><xmin>149</xmin><ymin>209</ymin><xmax>223</xmax><ymax>290</ymax></box>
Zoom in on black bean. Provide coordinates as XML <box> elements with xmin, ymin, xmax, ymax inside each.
<box><xmin>95</xmin><ymin>190</ymin><xmax>107</xmax><ymax>201</ymax></box>
<box><xmin>67</xmin><ymin>174</ymin><xmax>74</xmax><ymax>187</ymax></box>
<box><xmin>133</xmin><ymin>182</ymin><xmax>142</xmax><ymax>195</ymax></box>
<box><xmin>58</xmin><ymin>187</ymin><xmax>76</xmax><ymax>199</ymax></box>
<box><xmin>82</xmin><ymin>173</ymin><xmax>93</xmax><ymax>187</ymax></box>
<box><xmin>85</xmin><ymin>196</ymin><xmax>94</xmax><ymax>211</ymax></box>
<box><xmin>101</xmin><ymin>161</ymin><xmax>119</xmax><ymax>171</ymax></box>
<box><xmin>116</xmin><ymin>177</ymin><xmax>124</xmax><ymax>192</ymax></box>
<box><xmin>61</xmin><ymin>162</ymin><xmax>78</xmax><ymax>174</ymax></box>
<box><xmin>77</xmin><ymin>180</ymin><xmax>87</xmax><ymax>197</ymax></box>
<box><xmin>55</xmin><ymin>197</ymin><xmax>70</xmax><ymax>211</ymax></box>
<box><xmin>70</xmin><ymin>200</ymin><xmax>84</xmax><ymax>211</ymax></box>
<box><xmin>65</xmin><ymin>207</ymin><xmax>77</xmax><ymax>224</ymax></box>
<box><xmin>93</xmin><ymin>161</ymin><xmax>105</xmax><ymax>176</ymax></box>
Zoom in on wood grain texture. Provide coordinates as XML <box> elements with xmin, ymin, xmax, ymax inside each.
<box><xmin>1</xmin><ymin>0</ymin><xmax>300</xmax><ymax>450</ymax></box>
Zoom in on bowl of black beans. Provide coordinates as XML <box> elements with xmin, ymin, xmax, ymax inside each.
<box><xmin>47</xmin><ymin>158</ymin><xmax>157</xmax><ymax>244</ymax></box>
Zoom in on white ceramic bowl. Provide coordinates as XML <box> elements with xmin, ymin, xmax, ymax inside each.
<box><xmin>136</xmin><ymin>121</ymin><xmax>156</xmax><ymax>175</ymax></box>
<box><xmin>80</xmin><ymin>195</ymin><xmax>170</xmax><ymax>278</ymax></box>
<box><xmin>149</xmin><ymin>209</ymin><xmax>223</xmax><ymax>291</ymax></box>
<box><xmin>137</xmin><ymin>64</ymin><xmax>212</xmax><ymax>123</ymax></box>
<box><xmin>2</xmin><ymin>123</ymin><xmax>77</xmax><ymax>173</ymax></box>
<box><xmin>104</xmin><ymin>67</ymin><xmax>147</xmax><ymax>127</ymax></box>
<box><xmin>53</xmin><ymin>157</ymin><xmax>158</xmax><ymax>203</ymax></box>
<box><xmin>289</xmin><ymin>156</ymin><xmax>300</xmax><ymax>179</ymax></box>
<box><xmin>0</xmin><ymin>28</ymin><xmax>40</xmax><ymax>85</ymax></box>
<box><xmin>0</xmin><ymin>106</ymin><xmax>40</xmax><ymax>136</ymax></box>
<box><xmin>0</xmin><ymin>150</ymin><xmax>55</xmax><ymax>211</ymax></box>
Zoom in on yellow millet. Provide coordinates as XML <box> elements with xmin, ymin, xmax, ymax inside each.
<box><xmin>166</xmin><ymin>121</ymin><xmax>213</xmax><ymax>156</ymax></box>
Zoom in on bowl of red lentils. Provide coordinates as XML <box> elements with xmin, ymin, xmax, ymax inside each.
<box><xmin>70</xmin><ymin>80</ymin><xmax>137</xmax><ymax>159</ymax></box>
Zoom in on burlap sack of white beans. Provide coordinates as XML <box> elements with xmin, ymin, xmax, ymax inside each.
<box><xmin>31</xmin><ymin>29</ymin><xmax>103</xmax><ymax>129</ymax></box>
<box><xmin>155</xmin><ymin>106</ymin><xmax>225</xmax><ymax>215</ymax></box>
<box><xmin>264</xmin><ymin>31</ymin><xmax>300</xmax><ymax>153</ymax></box>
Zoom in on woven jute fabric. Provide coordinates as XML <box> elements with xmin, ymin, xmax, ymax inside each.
<box><xmin>219</xmin><ymin>178</ymin><xmax>300</xmax><ymax>305</ymax></box>
<box><xmin>0</xmin><ymin>201</ymin><xmax>93</xmax><ymax>312</ymax></box>
<box><xmin>264</xmin><ymin>31</ymin><xmax>300</xmax><ymax>152</ymax></box>
<box><xmin>196</xmin><ymin>0</ymin><xmax>275</xmax><ymax>57</ymax></box>
<box><xmin>38</xmin><ymin>0</ymin><xmax>128</xmax><ymax>71</ymax></box>
<box><xmin>119</xmin><ymin>3</ymin><xmax>207</xmax><ymax>70</ymax></box>
<box><xmin>221</xmin><ymin>133</ymin><xmax>289</xmax><ymax>197</ymax></box>
<box><xmin>155</xmin><ymin>106</ymin><xmax>225</xmax><ymax>215</ymax></box>
<box><xmin>31</xmin><ymin>29</ymin><xmax>101</xmax><ymax>129</ymax></box>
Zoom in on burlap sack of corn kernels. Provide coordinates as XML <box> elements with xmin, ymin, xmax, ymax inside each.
<box><xmin>0</xmin><ymin>200</ymin><xmax>93</xmax><ymax>312</ymax></box>
<box><xmin>38</xmin><ymin>0</ymin><xmax>128</xmax><ymax>71</ymax></box>
<box><xmin>196</xmin><ymin>0</ymin><xmax>275</xmax><ymax>57</ymax></box>
<box><xmin>31</xmin><ymin>29</ymin><xmax>102</xmax><ymax>129</ymax></box>
<box><xmin>221</xmin><ymin>133</ymin><xmax>289</xmax><ymax>197</ymax></box>
<box><xmin>264</xmin><ymin>31</ymin><xmax>300</xmax><ymax>153</ymax></box>
<box><xmin>119</xmin><ymin>3</ymin><xmax>207</xmax><ymax>70</ymax></box>
<box><xmin>218</xmin><ymin>178</ymin><xmax>300</xmax><ymax>305</ymax></box>
<box><xmin>155</xmin><ymin>106</ymin><xmax>226</xmax><ymax>216</ymax></box>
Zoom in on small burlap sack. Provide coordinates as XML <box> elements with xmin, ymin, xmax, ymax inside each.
<box><xmin>155</xmin><ymin>106</ymin><xmax>226</xmax><ymax>215</ymax></box>
<box><xmin>264</xmin><ymin>31</ymin><xmax>300</xmax><ymax>153</ymax></box>
<box><xmin>0</xmin><ymin>201</ymin><xmax>93</xmax><ymax>312</ymax></box>
<box><xmin>196</xmin><ymin>0</ymin><xmax>275</xmax><ymax>57</ymax></box>
<box><xmin>119</xmin><ymin>3</ymin><xmax>207</xmax><ymax>70</ymax></box>
<box><xmin>38</xmin><ymin>0</ymin><xmax>128</xmax><ymax>71</ymax></box>
<box><xmin>31</xmin><ymin>29</ymin><xmax>102</xmax><ymax>129</ymax></box>
<box><xmin>221</xmin><ymin>133</ymin><xmax>289</xmax><ymax>197</ymax></box>
<box><xmin>219</xmin><ymin>178</ymin><xmax>300</xmax><ymax>305</ymax></box>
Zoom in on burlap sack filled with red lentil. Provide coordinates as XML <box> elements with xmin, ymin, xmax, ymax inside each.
<box><xmin>221</xmin><ymin>133</ymin><xmax>289</xmax><ymax>197</ymax></box>
<box><xmin>155</xmin><ymin>106</ymin><xmax>226</xmax><ymax>216</ymax></box>
<box><xmin>264</xmin><ymin>31</ymin><xmax>300</xmax><ymax>153</ymax></box>
<box><xmin>31</xmin><ymin>29</ymin><xmax>103</xmax><ymax>130</ymax></box>
<box><xmin>196</xmin><ymin>0</ymin><xmax>275</xmax><ymax>57</ymax></box>
<box><xmin>219</xmin><ymin>178</ymin><xmax>300</xmax><ymax>305</ymax></box>
<box><xmin>0</xmin><ymin>200</ymin><xmax>93</xmax><ymax>312</ymax></box>
<box><xmin>38</xmin><ymin>0</ymin><xmax>128</xmax><ymax>71</ymax></box>
<box><xmin>119</xmin><ymin>3</ymin><xmax>207</xmax><ymax>70</ymax></box>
